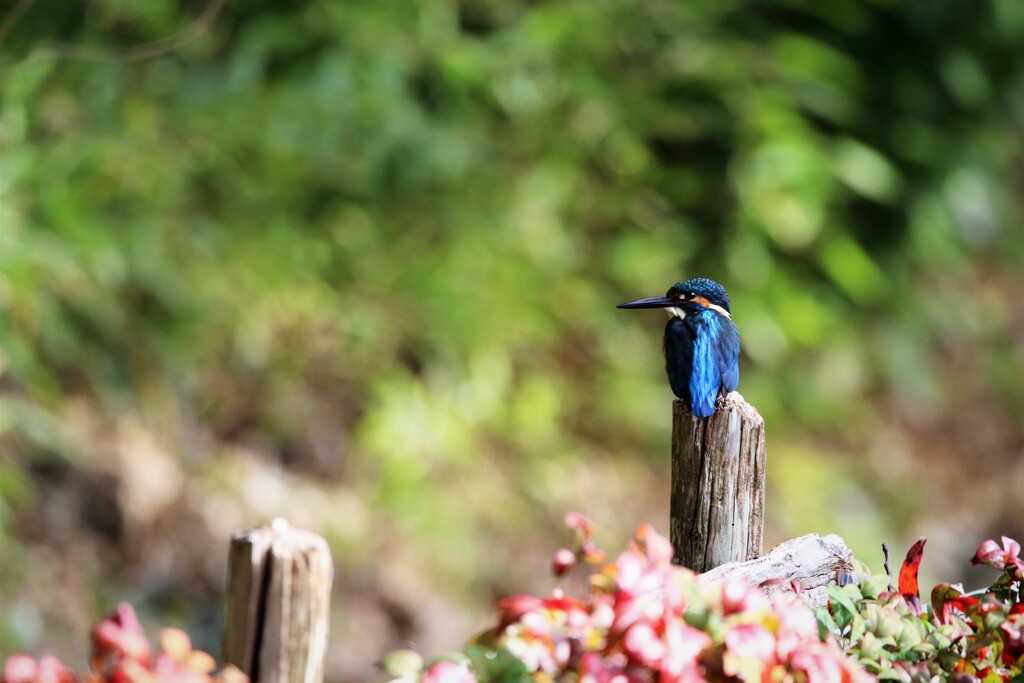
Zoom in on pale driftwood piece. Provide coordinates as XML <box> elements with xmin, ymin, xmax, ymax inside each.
<box><xmin>699</xmin><ymin>533</ymin><xmax>855</xmax><ymax>608</ymax></box>
<box><xmin>224</xmin><ymin>519</ymin><xmax>333</xmax><ymax>683</ymax></box>
<box><xmin>671</xmin><ymin>392</ymin><xmax>766</xmax><ymax>572</ymax></box>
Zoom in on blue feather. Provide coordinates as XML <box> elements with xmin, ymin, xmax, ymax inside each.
<box><xmin>689</xmin><ymin>313</ymin><xmax>720</xmax><ymax>417</ymax></box>
<box><xmin>716</xmin><ymin>317</ymin><xmax>740</xmax><ymax>393</ymax></box>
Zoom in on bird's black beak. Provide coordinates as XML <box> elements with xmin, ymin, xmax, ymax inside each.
<box><xmin>617</xmin><ymin>295</ymin><xmax>678</xmax><ymax>309</ymax></box>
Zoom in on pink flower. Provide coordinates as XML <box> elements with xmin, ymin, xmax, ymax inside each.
<box><xmin>90</xmin><ymin>603</ymin><xmax>151</xmax><ymax>666</ymax></box>
<box><xmin>659</xmin><ymin>621</ymin><xmax>711</xmax><ymax>683</ymax></box>
<box><xmin>2</xmin><ymin>655</ymin><xmax>75</xmax><ymax>683</ymax></box>
<box><xmin>566</xmin><ymin>512</ymin><xmax>596</xmax><ymax>542</ymax></box>
<box><xmin>615</xmin><ymin>552</ymin><xmax>665</xmax><ymax>600</ymax></box>
<box><xmin>2</xmin><ymin>655</ymin><xmax>38</xmax><ymax>683</ymax></box>
<box><xmin>563</xmin><ymin>513</ymin><xmax>607</xmax><ymax>566</ymax></box>
<box><xmin>89</xmin><ymin>603</ymin><xmax>154</xmax><ymax>681</ymax></box>
<box><xmin>623</xmin><ymin>621</ymin><xmax>666</xmax><ymax>667</ymax></box>
<box><xmin>419</xmin><ymin>661</ymin><xmax>475</xmax><ymax>683</ymax></box>
<box><xmin>771</xmin><ymin>595</ymin><xmax>820</xmax><ymax>659</ymax></box>
<box><xmin>790</xmin><ymin>643</ymin><xmax>863</xmax><ymax>683</ymax></box>
<box><xmin>718</xmin><ymin>576</ymin><xmax>769</xmax><ymax>616</ymax></box>
<box><xmin>972</xmin><ymin>537</ymin><xmax>1024</xmax><ymax>578</ymax></box>
<box><xmin>553</xmin><ymin>548</ymin><xmax>577</xmax><ymax>577</ymax></box>
<box><xmin>631</xmin><ymin>525</ymin><xmax>674</xmax><ymax>567</ymax></box>
<box><xmin>152</xmin><ymin>629</ymin><xmax>218</xmax><ymax>683</ymax></box>
<box><xmin>579</xmin><ymin>652</ymin><xmax>624</xmax><ymax>683</ymax></box>
<box><xmin>725</xmin><ymin>624</ymin><xmax>775</xmax><ymax>662</ymax></box>
<box><xmin>722</xmin><ymin>624</ymin><xmax>776</xmax><ymax>682</ymax></box>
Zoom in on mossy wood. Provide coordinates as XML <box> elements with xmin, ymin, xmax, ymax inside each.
<box><xmin>671</xmin><ymin>392</ymin><xmax>766</xmax><ymax>572</ymax></box>
<box><xmin>224</xmin><ymin>520</ymin><xmax>333</xmax><ymax>683</ymax></box>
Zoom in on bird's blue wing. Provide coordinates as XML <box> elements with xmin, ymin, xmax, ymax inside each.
<box><xmin>715</xmin><ymin>318</ymin><xmax>740</xmax><ymax>393</ymax></box>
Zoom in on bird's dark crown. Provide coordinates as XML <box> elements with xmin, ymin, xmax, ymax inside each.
<box><xmin>667</xmin><ymin>278</ymin><xmax>731</xmax><ymax>313</ymax></box>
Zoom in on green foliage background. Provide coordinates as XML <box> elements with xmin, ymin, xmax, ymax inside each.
<box><xmin>1</xmin><ymin>0</ymin><xmax>1022</xmax><ymax>678</ymax></box>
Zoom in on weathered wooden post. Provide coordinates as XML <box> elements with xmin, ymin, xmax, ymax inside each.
<box><xmin>223</xmin><ymin>519</ymin><xmax>333</xmax><ymax>683</ymax></box>
<box><xmin>671</xmin><ymin>392</ymin><xmax>766</xmax><ymax>572</ymax></box>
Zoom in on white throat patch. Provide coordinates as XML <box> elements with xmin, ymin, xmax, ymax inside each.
<box><xmin>707</xmin><ymin>303</ymin><xmax>732</xmax><ymax>320</ymax></box>
<box><xmin>666</xmin><ymin>307</ymin><xmax>686</xmax><ymax>320</ymax></box>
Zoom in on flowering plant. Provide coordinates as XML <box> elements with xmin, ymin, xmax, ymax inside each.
<box><xmin>820</xmin><ymin>536</ymin><xmax>1024</xmax><ymax>682</ymax></box>
<box><xmin>384</xmin><ymin>516</ymin><xmax>868</xmax><ymax>683</ymax></box>
<box><xmin>5</xmin><ymin>524</ymin><xmax>1021</xmax><ymax>683</ymax></box>
<box><xmin>2</xmin><ymin>603</ymin><xmax>246</xmax><ymax>683</ymax></box>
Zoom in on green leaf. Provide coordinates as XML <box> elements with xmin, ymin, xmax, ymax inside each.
<box><xmin>378</xmin><ymin>649</ymin><xmax>424</xmax><ymax>680</ymax></box>
<box><xmin>862</xmin><ymin>573</ymin><xmax>893</xmax><ymax>600</ymax></box>
<box><xmin>849</xmin><ymin>612</ymin><xmax>867</xmax><ymax>642</ymax></box>
<box><xmin>827</xmin><ymin>584</ymin><xmax>860</xmax><ymax>631</ymax></box>
<box><xmin>430</xmin><ymin>652</ymin><xmax>472</xmax><ymax>667</ymax></box>
<box><xmin>981</xmin><ymin>608</ymin><xmax>1007</xmax><ymax>632</ymax></box>
<box><xmin>815</xmin><ymin>606</ymin><xmax>839</xmax><ymax>641</ymax></box>
<box><xmin>464</xmin><ymin>645</ymin><xmax>530</xmax><ymax>683</ymax></box>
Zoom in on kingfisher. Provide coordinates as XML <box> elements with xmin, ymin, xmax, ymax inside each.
<box><xmin>618</xmin><ymin>278</ymin><xmax>740</xmax><ymax>418</ymax></box>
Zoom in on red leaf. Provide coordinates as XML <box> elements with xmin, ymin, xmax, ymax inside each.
<box><xmin>898</xmin><ymin>537</ymin><xmax>927</xmax><ymax>600</ymax></box>
<box><xmin>541</xmin><ymin>593</ymin><xmax>587</xmax><ymax>615</ymax></box>
<box><xmin>931</xmin><ymin>583</ymin><xmax>979</xmax><ymax>625</ymax></box>
<box><xmin>495</xmin><ymin>595</ymin><xmax>543</xmax><ymax>630</ymax></box>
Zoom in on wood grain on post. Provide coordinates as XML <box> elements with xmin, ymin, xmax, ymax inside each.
<box><xmin>671</xmin><ymin>392</ymin><xmax>766</xmax><ymax>572</ymax></box>
<box><xmin>224</xmin><ymin>519</ymin><xmax>333</xmax><ymax>683</ymax></box>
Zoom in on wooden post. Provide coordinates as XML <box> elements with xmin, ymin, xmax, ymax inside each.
<box><xmin>223</xmin><ymin>519</ymin><xmax>333</xmax><ymax>683</ymax></box>
<box><xmin>671</xmin><ymin>392</ymin><xmax>766</xmax><ymax>572</ymax></box>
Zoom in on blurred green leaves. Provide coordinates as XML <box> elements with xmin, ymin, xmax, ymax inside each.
<box><xmin>1</xmin><ymin>0</ymin><xmax>1022</xmax><ymax>670</ymax></box>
